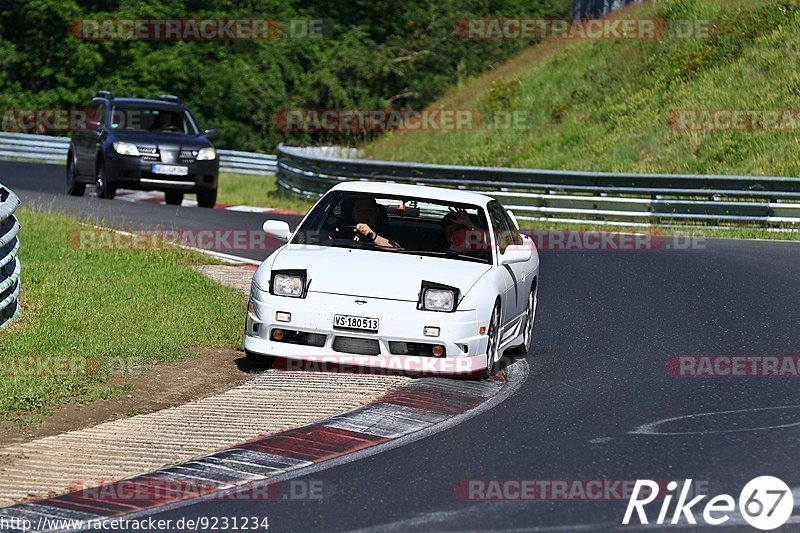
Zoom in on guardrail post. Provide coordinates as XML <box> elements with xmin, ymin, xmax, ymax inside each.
<box><xmin>0</xmin><ymin>183</ymin><xmax>21</xmax><ymax>329</ymax></box>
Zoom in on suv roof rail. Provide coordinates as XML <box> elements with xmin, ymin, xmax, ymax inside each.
<box><xmin>96</xmin><ymin>90</ymin><xmax>114</xmax><ymax>100</ymax></box>
<box><xmin>159</xmin><ymin>94</ymin><xmax>183</xmax><ymax>104</ymax></box>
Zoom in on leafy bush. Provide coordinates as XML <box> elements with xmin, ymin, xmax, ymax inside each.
<box><xmin>0</xmin><ymin>0</ymin><xmax>571</xmax><ymax>152</ymax></box>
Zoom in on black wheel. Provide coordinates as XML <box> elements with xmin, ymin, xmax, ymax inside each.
<box><xmin>508</xmin><ymin>284</ymin><xmax>537</xmax><ymax>357</ymax></box>
<box><xmin>95</xmin><ymin>159</ymin><xmax>115</xmax><ymax>199</ymax></box>
<box><xmin>66</xmin><ymin>154</ymin><xmax>85</xmax><ymax>196</ymax></box>
<box><xmin>480</xmin><ymin>302</ymin><xmax>501</xmax><ymax>378</ymax></box>
<box><xmin>245</xmin><ymin>350</ymin><xmax>275</xmax><ymax>368</ymax></box>
<box><xmin>196</xmin><ymin>188</ymin><xmax>217</xmax><ymax>208</ymax></box>
<box><xmin>165</xmin><ymin>190</ymin><xmax>184</xmax><ymax>205</ymax></box>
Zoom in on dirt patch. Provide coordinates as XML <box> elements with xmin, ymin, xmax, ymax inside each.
<box><xmin>0</xmin><ymin>348</ymin><xmax>255</xmax><ymax>447</ymax></box>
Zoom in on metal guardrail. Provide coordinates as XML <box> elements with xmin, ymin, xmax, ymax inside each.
<box><xmin>0</xmin><ymin>132</ymin><xmax>276</xmax><ymax>175</ymax></box>
<box><xmin>0</xmin><ymin>184</ymin><xmax>21</xmax><ymax>329</ymax></box>
<box><xmin>217</xmin><ymin>149</ymin><xmax>276</xmax><ymax>175</ymax></box>
<box><xmin>276</xmin><ymin>144</ymin><xmax>800</xmax><ymax>227</ymax></box>
<box><xmin>0</xmin><ymin>132</ymin><xmax>69</xmax><ymax>162</ymax></box>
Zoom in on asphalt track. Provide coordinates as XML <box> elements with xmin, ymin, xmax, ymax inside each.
<box><xmin>3</xmin><ymin>161</ymin><xmax>800</xmax><ymax>531</ymax></box>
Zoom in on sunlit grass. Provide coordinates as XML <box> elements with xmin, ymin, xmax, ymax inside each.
<box><xmin>0</xmin><ymin>207</ymin><xmax>246</xmax><ymax>417</ymax></box>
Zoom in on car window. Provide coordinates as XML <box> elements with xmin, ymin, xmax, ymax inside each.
<box><xmin>88</xmin><ymin>101</ymin><xmax>104</xmax><ymax>131</ymax></box>
<box><xmin>110</xmin><ymin>106</ymin><xmax>199</xmax><ymax>135</ymax></box>
<box><xmin>291</xmin><ymin>191</ymin><xmax>492</xmax><ymax>264</ymax></box>
<box><xmin>488</xmin><ymin>202</ymin><xmax>514</xmax><ymax>254</ymax></box>
<box><xmin>501</xmin><ymin>207</ymin><xmax>523</xmax><ymax>245</ymax></box>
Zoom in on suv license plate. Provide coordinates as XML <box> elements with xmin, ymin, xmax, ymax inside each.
<box><xmin>152</xmin><ymin>164</ymin><xmax>188</xmax><ymax>176</ymax></box>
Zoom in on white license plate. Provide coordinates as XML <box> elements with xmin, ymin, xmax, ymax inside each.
<box><xmin>152</xmin><ymin>164</ymin><xmax>188</xmax><ymax>176</ymax></box>
<box><xmin>333</xmin><ymin>314</ymin><xmax>379</xmax><ymax>332</ymax></box>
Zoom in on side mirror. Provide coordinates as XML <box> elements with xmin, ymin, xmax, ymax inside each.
<box><xmin>263</xmin><ymin>220</ymin><xmax>291</xmax><ymax>242</ymax></box>
<box><xmin>203</xmin><ymin>128</ymin><xmax>218</xmax><ymax>140</ymax></box>
<box><xmin>500</xmin><ymin>244</ymin><xmax>532</xmax><ymax>265</ymax></box>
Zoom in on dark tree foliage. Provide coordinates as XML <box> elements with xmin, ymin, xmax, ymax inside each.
<box><xmin>572</xmin><ymin>0</ymin><xmax>640</xmax><ymax>19</ymax></box>
<box><xmin>0</xmin><ymin>0</ymin><xmax>570</xmax><ymax>150</ymax></box>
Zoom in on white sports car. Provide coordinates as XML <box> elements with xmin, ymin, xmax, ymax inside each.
<box><xmin>244</xmin><ymin>182</ymin><xmax>539</xmax><ymax>377</ymax></box>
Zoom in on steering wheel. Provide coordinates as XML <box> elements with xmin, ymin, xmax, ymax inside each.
<box><xmin>335</xmin><ymin>224</ymin><xmax>357</xmax><ymax>234</ymax></box>
<box><xmin>333</xmin><ymin>225</ymin><xmax>361</xmax><ymax>241</ymax></box>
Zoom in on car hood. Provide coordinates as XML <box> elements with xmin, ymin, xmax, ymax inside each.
<box><xmin>109</xmin><ymin>130</ymin><xmax>212</xmax><ymax>150</ymax></box>
<box><xmin>255</xmin><ymin>245</ymin><xmax>492</xmax><ymax>303</ymax></box>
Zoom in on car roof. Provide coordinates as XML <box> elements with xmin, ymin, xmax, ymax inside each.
<box><xmin>329</xmin><ymin>181</ymin><xmax>493</xmax><ymax>207</ymax></box>
<box><xmin>99</xmin><ymin>98</ymin><xmax>184</xmax><ymax>109</ymax></box>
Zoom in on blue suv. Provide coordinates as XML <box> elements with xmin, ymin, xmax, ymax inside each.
<box><xmin>67</xmin><ymin>92</ymin><xmax>219</xmax><ymax>207</ymax></box>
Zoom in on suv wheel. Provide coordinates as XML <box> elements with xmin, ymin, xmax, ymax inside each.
<box><xmin>66</xmin><ymin>155</ymin><xmax>85</xmax><ymax>196</ymax></box>
<box><xmin>95</xmin><ymin>159</ymin><xmax>115</xmax><ymax>199</ymax></box>
<box><xmin>165</xmin><ymin>191</ymin><xmax>184</xmax><ymax>205</ymax></box>
<box><xmin>197</xmin><ymin>188</ymin><xmax>217</xmax><ymax>208</ymax></box>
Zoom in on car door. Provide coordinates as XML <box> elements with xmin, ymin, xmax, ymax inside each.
<box><xmin>488</xmin><ymin>202</ymin><xmax>524</xmax><ymax>338</ymax></box>
<box><xmin>501</xmin><ymin>206</ymin><xmax>535</xmax><ymax>304</ymax></box>
<box><xmin>76</xmin><ymin>101</ymin><xmax>104</xmax><ymax>175</ymax></box>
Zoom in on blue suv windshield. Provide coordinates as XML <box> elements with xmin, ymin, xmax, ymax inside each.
<box><xmin>110</xmin><ymin>106</ymin><xmax>200</xmax><ymax>135</ymax></box>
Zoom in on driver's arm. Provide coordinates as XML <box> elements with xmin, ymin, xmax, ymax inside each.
<box><xmin>372</xmin><ymin>234</ymin><xmax>397</xmax><ymax>249</ymax></box>
<box><xmin>355</xmin><ymin>223</ymin><xmax>398</xmax><ymax>249</ymax></box>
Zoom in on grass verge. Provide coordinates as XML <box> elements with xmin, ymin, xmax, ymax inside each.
<box><xmin>216</xmin><ymin>172</ymin><xmax>314</xmax><ymax>213</ymax></box>
<box><xmin>0</xmin><ymin>207</ymin><xmax>247</xmax><ymax>419</ymax></box>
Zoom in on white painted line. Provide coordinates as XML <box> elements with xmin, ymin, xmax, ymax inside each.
<box><xmin>630</xmin><ymin>405</ymin><xmax>800</xmax><ymax>435</ymax></box>
<box><xmin>225</xmin><ymin>205</ymin><xmax>271</xmax><ymax>213</ymax></box>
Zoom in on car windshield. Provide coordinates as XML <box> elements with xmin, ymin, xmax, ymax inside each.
<box><xmin>291</xmin><ymin>191</ymin><xmax>493</xmax><ymax>264</ymax></box>
<box><xmin>109</xmin><ymin>106</ymin><xmax>200</xmax><ymax>135</ymax></box>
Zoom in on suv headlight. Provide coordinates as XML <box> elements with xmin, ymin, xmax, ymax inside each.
<box><xmin>197</xmin><ymin>147</ymin><xmax>216</xmax><ymax>160</ymax></box>
<box><xmin>424</xmin><ymin>289</ymin><xmax>455</xmax><ymax>312</ymax></box>
<box><xmin>271</xmin><ymin>271</ymin><xmax>306</xmax><ymax>298</ymax></box>
<box><xmin>113</xmin><ymin>141</ymin><xmax>140</xmax><ymax>156</ymax></box>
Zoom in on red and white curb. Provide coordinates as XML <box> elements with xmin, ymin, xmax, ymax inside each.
<box><xmin>90</xmin><ymin>188</ymin><xmax>303</xmax><ymax>216</ymax></box>
<box><xmin>0</xmin><ymin>365</ymin><xmax>526</xmax><ymax>532</ymax></box>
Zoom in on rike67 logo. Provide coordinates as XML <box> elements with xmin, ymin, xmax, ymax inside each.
<box><xmin>623</xmin><ymin>477</ymin><xmax>794</xmax><ymax>530</ymax></box>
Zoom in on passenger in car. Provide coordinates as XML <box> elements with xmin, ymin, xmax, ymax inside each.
<box><xmin>441</xmin><ymin>209</ymin><xmax>485</xmax><ymax>252</ymax></box>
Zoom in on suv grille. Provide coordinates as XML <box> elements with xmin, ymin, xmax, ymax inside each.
<box><xmin>333</xmin><ymin>336</ymin><xmax>380</xmax><ymax>355</ymax></box>
<box><xmin>137</xmin><ymin>146</ymin><xmax>159</xmax><ymax>161</ymax></box>
<box><xmin>179</xmin><ymin>149</ymin><xmax>197</xmax><ymax>162</ymax></box>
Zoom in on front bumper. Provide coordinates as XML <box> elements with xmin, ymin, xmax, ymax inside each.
<box><xmin>244</xmin><ymin>289</ymin><xmax>490</xmax><ymax>375</ymax></box>
<box><xmin>104</xmin><ymin>153</ymin><xmax>218</xmax><ymax>192</ymax></box>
